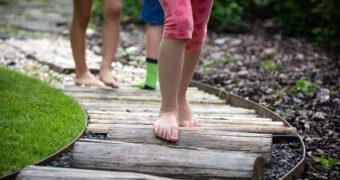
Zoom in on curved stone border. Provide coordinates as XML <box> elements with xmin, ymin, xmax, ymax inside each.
<box><xmin>190</xmin><ymin>80</ymin><xmax>306</xmax><ymax>180</ymax></box>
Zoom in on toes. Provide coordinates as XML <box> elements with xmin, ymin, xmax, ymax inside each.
<box><xmin>187</xmin><ymin>122</ymin><xmax>197</xmax><ymax>127</ymax></box>
<box><xmin>194</xmin><ymin>120</ymin><xmax>200</xmax><ymax>127</ymax></box>
<box><xmin>166</xmin><ymin>129</ymin><xmax>172</xmax><ymax>141</ymax></box>
<box><xmin>111</xmin><ymin>82</ymin><xmax>119</xmax><ymax>88</ymax></box>
<box><xmin>84</xmin><ymin>81</ymin><xmax>91</xmax><ymax>87</ymax></box>
<box><xmin>154</xmin><ymin>125</ymin><xmax>160</xmax><ymax>136</ymax></box>
<box><xmin>104</xmin><ymin>81</ymin><xmax>119</xmax><ymax>88</ymax></box>
<box><xmin>91</xmin><ymin>81</ymin><xmax>101</xmax><ymax>87</ymax></box>
<box><xmin>162</xmin><ymin>128</ymin><xmax>167</xmax><ymax>139</ymax></box>
<box><xmin>158</xmin><ymin>128</ymin><xmax>164</xmax><ymax>138</ymax></box>
<box><xmin>170</xmin><ymin>128</ymin><xmax>179</xmax><ymax>142</ymax></box>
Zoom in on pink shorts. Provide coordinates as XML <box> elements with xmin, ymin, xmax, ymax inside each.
<box><xmin>159</xmin><ymin>0</ymin><xmax>213</xmax><ymax>51</ymax></box>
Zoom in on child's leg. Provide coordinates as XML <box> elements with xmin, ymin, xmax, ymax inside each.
<box><xmin>154</xmin><ymin>0</ymin><xmax>194</xmax><ymax>142</ymax></box>
<box><xmin>99</xmin><ymin>0</ymin><xmax>121</xmax><ymax>88</ymax></box>
<box><xmin>133</xmin><ymin>23</ymin><xmax>163</xmax><ymax>89</ymax></box>
<box><xmin>70</xmin><ymin>0</ymin><xmax>101</xmax><ymax>87</ymax></box>
<box><xmin>134</xmin><ymin>0</ymin><xmax>164</xmax><ymax>89</ymax></box>
<box><xmin>178</xmin><ymin>50</ymin><xmax>201</xmax><ymax>127</ymax></box>
<box><xmin>178</xmin><ymin>0</ymin><xmax>214</xmax><ymax>127</ymax></box>
<box><xmin>154</xmin><ymin>38</ymin><xmax>187</xmax><ymax>142</ymax></box>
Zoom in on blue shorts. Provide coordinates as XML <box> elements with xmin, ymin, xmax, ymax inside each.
<box><xmin>140</xmin><ymin>0</ymin><xmax>165</xmax><ymax>25</ymax></box>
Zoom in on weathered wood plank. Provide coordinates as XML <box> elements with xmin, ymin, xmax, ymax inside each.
<box><xmin>86</xmin><ymin>124</ymin><xmax>296</xmax><ymax>135</ymax></box>
<box><xmin>16</xmin><ymin>165</ymin><xmax>171</xmax><ymax>180</ymax></box>
<box><xmin>72</xmin><ymin>140</ymin><xmax>264</xmax><ymax>179</ymax></box>
<box><xmin>79</xmin><ymin>100</ymin><xmax>254</xmax><ymax>109</ymax></box>
<box><xmin>107</xmin><ymin>125</ymin><xmax>272</xmax><ymax>164</ymax></box>
<box><xmin>79</xmin><ymin>99</ymin><xmax>234</xmax><ymax>108</ymax></box>
<box><xmin>183</xmin><ymin>126</ymin><xmax>297</xmax><ymax>135</ymax></box>
<box><xmin>87</xmin><ymin>111</ymin><xmax>258</xmax><ymax>118</ymax></box>
<box><xmin>79</xmin><ymin>100</ymin><xmax>244</xmax><ymax>109</ymax></box>
<box><xmin>62</xmin><ymin>87</ymin><xmax>212</xmax><ymax>97</ymax></box>
<box><xmin>88</xmin><ymin>114</ymin><xmax>272</xmax><ymax>122</ymax></box>
<box><xmin>89</xmin><ymin>119</ymin><xmax>283</xmax><ymax>127</ymax></box>
<box><xmin>59</xmin><ymin>84</ymin><xmax>199</xmax><ymax>92</ymax></box>
<box><xmin>85</xmin><ymin>107</ymin><xmax>256</xmax><ymax>115</ymax></box>
<box><xmin>65</xmin><ymin>91</ymin><xmax>219</xmax><ymax>101</ymax></box>
<box><xmin>65</xmin><ymin>93</ymin><xmax>226</xmax><ymax>104</ymax></box>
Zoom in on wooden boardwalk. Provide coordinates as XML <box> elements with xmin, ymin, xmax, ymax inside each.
<box><xmin>17</xmin><ymin>85</ymin><xmax>297</xmax><ymax>180</ymax></box>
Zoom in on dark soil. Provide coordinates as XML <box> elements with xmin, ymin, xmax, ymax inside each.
<box><xmin>197</xmin><ymin>32</ymin><xmax>340</xmax><ymax>180</ymax></box>
<box><xmin>87</xmin><ymin>25</ymin><xmax>339</xmax><ymax>179</ymax></box>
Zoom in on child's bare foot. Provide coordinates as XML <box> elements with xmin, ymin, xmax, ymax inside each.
<box><xmin>99</xmin><ymin>68</ymin><xmax>119</xmax><ymax>88</ymax></box>
<box><xmin>75</xmin><ymin>70</ymin><xmax>102</xmax><ymax>87</ymax></box>
<box><xmin>178</xmin><ymin>100</ymin><xmax>199</xmax><ymax>127</ymax></box>
<box><xmin>154</xmin><ymin>109</ymin><xmax>179</xmax><ymax>142</ymax></box>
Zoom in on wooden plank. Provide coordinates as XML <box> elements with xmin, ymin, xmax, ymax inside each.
<box><xmin>86</xmin><ymin>108</ymin><xmax>256</xmax><ymax>115</ymax></box>
<box><xmin>88</xmin><ymin>114</ymin><xmax>271</xmax><ymax>122</ymax></box>
<box><xmin>79</xmin><ymin>99</ymin><xmax>234</xmax><ymax>108</ymax></box>
<box><xmin>89</xmin><ymin>119</ymin><xmax>283</xmax><ymax>127</ymax></box>
<box><xmin>62</xmin><ymin>87</ymin><xmax>211</xmax><ymax>97</ymax></box>
<box><xmin>60</xmin><ymin>85</ymin><xmax>199</xmax><ymax>92</ymax></box>
<box><xmin>183</xmin><ymin>126</ymin><xmax>297</xmax><ymax>135</ymax></box>
<box><xmin>86</xmin><ymin>124</ymin><xmax>296</xmax><ymax>135</ymax></box>
<box><xmin>87</xmin><ymin>111</ymin><xmax>258</xmax><ymax>118</ymax></box>
<box><xmin>81</xmin><ymin>101</ymin><xmax>257</xmax><ymax>110</ymax></box>
<box><xmin>72</xmin><ymin>139</ymin><xmax>264</xmax><ymax>179</ymax></box>
<box><xmin>107</xmin><ymin>125</ymin><xmax>272</xmax><ymax>164</ymax></box>
<box><xmin>65</xmin><ymin>93</ymin><xmax>226</xmax><ymax>104</ymax></box>
<box><xmin>65</xmin><ymin>91</ymin><xmax>219</xmax><ymax>101</ymax></box>
<box><xmin>16</xmin><ymin>165</ymin><xmax>171</xmax><ymax>180</ymax></box>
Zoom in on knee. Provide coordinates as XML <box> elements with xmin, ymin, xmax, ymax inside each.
<box><xmin>174</xmin><ymin>18</ymin><xmax>193</xmax><ymax>33</ymax></box>
<box><xmin>73</xmin><ymin>11</ymin><xmax>91</xmax><ymax>29</ymax></box>
<box><xmin>102</xmin><ymin>2</ymin><xmax>121</xmax><ymax>19</ymax></box>
<box><xmin>164</xmin><ymin>17</ymin><xmax>193</xmax><ymax>39</ymax></box>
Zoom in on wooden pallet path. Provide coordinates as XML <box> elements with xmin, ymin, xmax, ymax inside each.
<box><xmin>17</xmin><ymin>85</ymin><xmax>298</xmax><ymax>180</ymax></box>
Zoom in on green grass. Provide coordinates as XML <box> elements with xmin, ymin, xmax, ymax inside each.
<box><xmin>0</xmin><ymin>67</ymin><xmax>85</xmax><ymax>177</ymax></box>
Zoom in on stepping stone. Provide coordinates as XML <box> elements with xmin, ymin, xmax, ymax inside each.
<box><xmin>71</xmin><ymin>139</ymin><xmax>264</xmax><ymax>179</ymax></box>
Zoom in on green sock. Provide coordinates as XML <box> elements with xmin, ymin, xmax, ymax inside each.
<box><xmin>133</xmin><ymin>58</ymin><xmax>158</xmax><ymax>89</ymax></box>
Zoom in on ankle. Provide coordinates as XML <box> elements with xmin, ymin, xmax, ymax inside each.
<box><xmin>100</xmin><ymin>64</ymin><xmax>113</xmax><ymax>72</ymax></box>
<box><xmin>160</xmin><ymin>107</ymin><xmax>178</xmax><ymax>114</ymax></box>
<box><xmin>178</xmin><ymin>97</ymin><xmax>188</xmax><ymax>106</ymax></box>
<box><xmin>75</xmin><ymin>69</ymin><xmax>90</xmax><ymax>77</ymax></box>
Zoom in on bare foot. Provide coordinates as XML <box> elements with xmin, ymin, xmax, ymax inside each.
<box><xmin>178</xmin><ymin>100</ymin><xmax>199</xmax><ymax>127</ymax></box>
<box><xmin>154</xmin><ymin>109</ymin><xmax>179</xmax><ymax>142</ymax></box>
<box><xmin>75</xmin><ymin>71</ymin><xmax>102</xmax><ymax>87</ymax></box>
<box><xmin>99</xmin><ymin>68</ymin><xmax>119</xmax><ymax>88</ymax></box>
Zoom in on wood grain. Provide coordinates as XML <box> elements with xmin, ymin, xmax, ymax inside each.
<box><xmin>72</xmin><ymin>139</ymin><xmax>264</xmax><ymax>179</ymax></box>
<box><xmin>107</xmin><ymin>125</ymin><xmax>272</xmax><ymax>164</ymax></box>
<box><xmin>16</xmin><ymin>165</ymin><xmax>171</xmax><ymax>180</ymax></box>
<box><xmin>65</xmin><ymin>92</ymin><xmax>226</xmax><ymax>104</ymax></box>
<box><xmin>87</xmin><ymin>123</ymin><xmax>295</xmax><ymax>135</ymax></box>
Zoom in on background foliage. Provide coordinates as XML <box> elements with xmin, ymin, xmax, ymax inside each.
<box><xmin>91</xmin><ymin>0</ymin><xmax>340</xmax><ymax>50</ymax></box>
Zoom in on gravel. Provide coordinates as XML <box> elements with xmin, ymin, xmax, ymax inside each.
<box><xmin>0</xmin><ymin>38</ymin><xmax>146</xmax><ymax>87</ymax></box>
<box><xmin>47</xmin><ymin>152</ymin><xmax>72</xmax><ymax>168</ymax></box>
<box><xmin>82</xmin><ymin>131</ymin><xmax>107</xmax><ymax>140</ymax></box>
<box><xmin>265</xmin><ymin>142</ymin><xmax>303</xmax><ymax>180</ymax></box>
